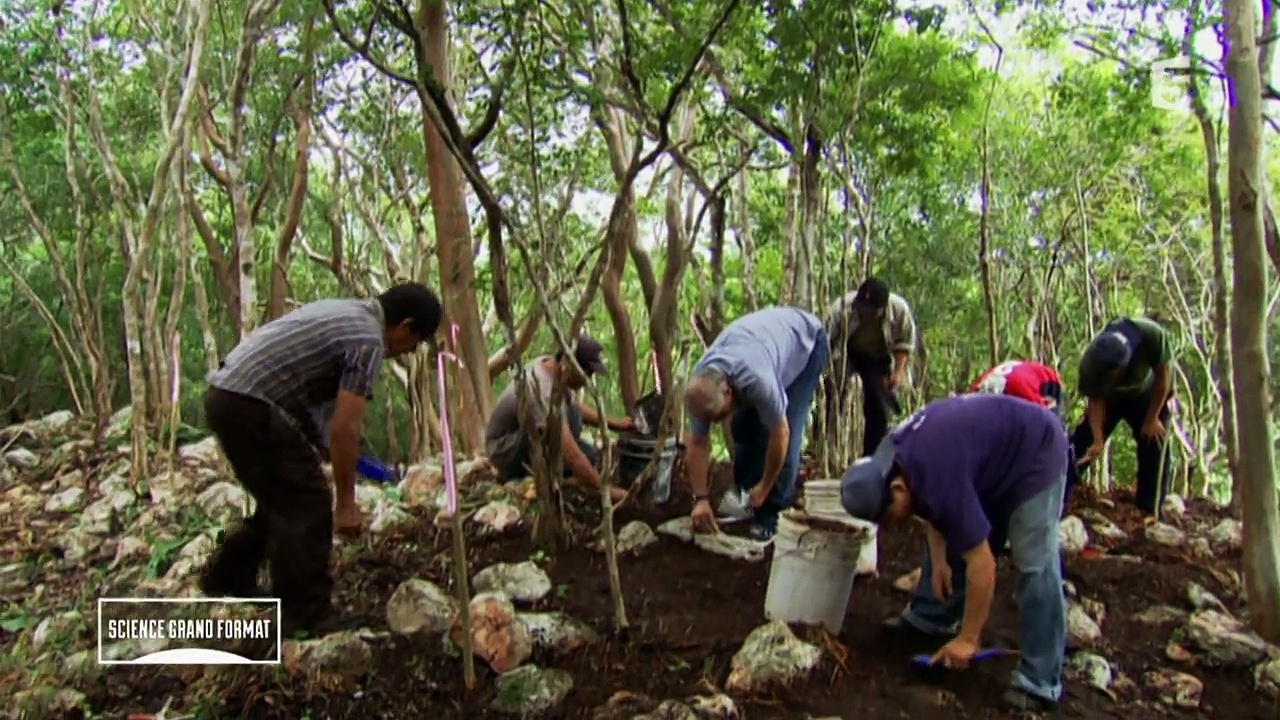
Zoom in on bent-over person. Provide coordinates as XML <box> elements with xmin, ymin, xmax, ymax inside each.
<box><xmin>484</xmin><ymin>335</ymin><xmax>635</xmax><ymax>501</ymax></box>
<box><xmin>841</xmin><ymin>394</ymin><xmax>1069</xmax><ymax>712</ymax></box>
<box><xmin>200</xmin><ymin>283</ymin><xmax>443</xmax><ymax>638</ymax></box>
<box><xmin>1070</xmin><ymin>317</ymin><xmax>1175</xmax><ymax>521</ymax></box>
<box><xmin>824</xmin><ymin>278</ymin><xmax>917</xmax><ymax>457</ymax></box>
<box><xmin>683</xmin><ymin>306</ymin><xmax>829</xmax><ymax>540</ymax></box>
<box><xmin>969</xmin><ymin>360</ymin><xmax>1064</xmax><ymax>415</ymax></box>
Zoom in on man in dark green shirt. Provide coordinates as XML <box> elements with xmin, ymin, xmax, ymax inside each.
<box><xmin>1069</xmin><ymin>317</ymin><xmax>1175</xmax><ymax>520</ymax></box>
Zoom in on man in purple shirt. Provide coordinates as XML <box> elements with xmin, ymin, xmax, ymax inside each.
<box><xmin>840</xmin><ymin>394</ymin><xmax>1068</xmax><ymax>713</ymax></box>
<box><xmin>683</xmin><ymin>306</ymin><xmax>829</xmax><ymax>540</ymax></box>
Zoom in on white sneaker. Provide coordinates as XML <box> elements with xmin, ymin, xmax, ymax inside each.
<box><xmin>716</xmin><ymin>487</ymin><xmax>754</xmax><ymax>523</ymax></box>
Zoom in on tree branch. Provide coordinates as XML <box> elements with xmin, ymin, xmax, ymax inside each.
<box><xmin>465</xmin><ymin>56</ymin><xmax>513</xmax><ymax>150</ymax></box>
<box><xmin>616</xmin><ymin>0</ymin><xmax>742</xmax><ymax>174</ymax></box>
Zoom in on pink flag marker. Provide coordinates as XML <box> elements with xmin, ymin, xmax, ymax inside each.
<box><xmin>437</xmin><ymin>323</ymin><xmax>464</xmax><ymax>517</ymax></box>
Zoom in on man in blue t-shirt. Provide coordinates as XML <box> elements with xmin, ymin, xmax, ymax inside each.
<box><xmin>683</xmin><ymin>306</ymin><xmax>829</xmax><ymax>540</ymax></box>
<box><xmin>840</xmin><ymin>394</ymin><xmax>1068</xmax><ymax>713</ymax></box>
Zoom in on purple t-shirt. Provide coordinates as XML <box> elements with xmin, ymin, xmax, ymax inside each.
<box><xmin>890</xmin><ymin>394</ymin><xmax>1068</xmax><ymax>560</ymax></box>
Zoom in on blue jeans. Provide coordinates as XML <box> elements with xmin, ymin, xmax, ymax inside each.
<box><xmin>729</xmin><ymin>330</ymin><xmax>830</xmax><ymax>533</ymax></box>
<box><xmin>899</xmin><ymin>474</ymin><xmax>1067</xmax><ymax>703</ymax></box>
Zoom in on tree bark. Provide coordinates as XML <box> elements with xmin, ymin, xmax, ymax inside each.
<box><xmin>266</xmin><ymin>18</ymin><xmax>316</xmax><ymax>322</ymax></box>
<box><xmin>1224</xmin><ymin>0</ymin><xmax>1280</xmax><ymax>643</ymax></box>
<box><xmin>589</xmin><ymin>19</ymin><xmax>643</xmax><ymax>410</ymax></box>
<box><xmin>651</xmin><ymin>112</ymin><xmax>694</xmax><ymax>394</ymax></box>
<box><xmin>84</xmin><ymin>0</ymin><xmax>213</xmax><ymax>479</ymax></box>
<box><xmin>417</xmin><ymin>0</ymin><xmax>491</xmax><ymax>456</ymax></box>
<box><xmin>1185</xmin><ymin>10</ymin><xmax>1240</xmax><ymax>508</ymax></box>
<box><xmin>192</xmin><ymin>0</ymin><xmax>284</xmax><ymax>339</ymax></box>
<box><xmin>734</xmin><ymin>161</ymin><xmax>759</xmax><ymax>311</ymax></box>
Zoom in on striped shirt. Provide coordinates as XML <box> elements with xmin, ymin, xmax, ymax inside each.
<box><xmin>209</xmin><ymin>299</ymin><xmax>386</xmax><ymax>449</ymax></box>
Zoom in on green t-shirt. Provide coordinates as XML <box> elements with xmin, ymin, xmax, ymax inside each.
<box><xmin>1078</xmin><ymin>317</ymin><xmax>1173</xmax><ymax>398</ymax></box>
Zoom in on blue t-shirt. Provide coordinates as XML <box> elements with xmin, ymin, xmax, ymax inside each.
<box><xmin>890</xmin><ymin>394</ymin><xmax>1068</xmax><ymax>560</ymax></box>
<box><xmin>689</xmin><ymin>307</ymin><xmax>824</xmax><ymax>437</ymax></box>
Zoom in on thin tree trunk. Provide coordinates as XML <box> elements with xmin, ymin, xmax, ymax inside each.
<box><xmin>794</xmin><ymin>123</ymin><xmax>820</xmax><ymax>309</ymax></box>
<box><xmin>1185</xmin><ymin>12</ymin><xmax>1240</xmax><ymax>508</ymax></box>
<box><xmin>1223</xmin><ymin>0</ymin><xmax>1280</xmax><ymax>643</ymax></box>
<box><xmin>734</xmin><ymin>161</ymin><xmax>759</xmax><ymax>311</ymax></box>
<box><xmin>266</xmin><ymin>18</ymin><xmax>315</xmax><ymax>322</ymax></box>
<box><xmin>417</xmin><ymin>0</ymin><xmax>491</xmax><ymax>455</ymax></box>
<box><xmin>976</xmin><ymin>32</ymin><xmax>1004</xmax><ymax>368</ymax></box>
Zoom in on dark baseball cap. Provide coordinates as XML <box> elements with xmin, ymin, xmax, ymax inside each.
<box><xmin>840</xmin><ymin>435</ymin><xmax>899</xmax><ymax>523</ymax></box>
<box><xmin>571</xmin><ymin>334</ymin><xmax>608</xmax><ymax>376</ymax></box>
<box><xmin>853</xmin><ymin>278</ymin><xmax>890</xmax><ymax>309</ymax></box>
<box><xmin>1078</xmin><ymin>331</ymin><xmax>1132</xmax><ymax>397</ymax></box>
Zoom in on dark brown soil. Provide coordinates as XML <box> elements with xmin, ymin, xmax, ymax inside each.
<box><xmin>80</xmin><ymin>470</ymin><xmax>1276</xmax><ymax>720</ymax></box>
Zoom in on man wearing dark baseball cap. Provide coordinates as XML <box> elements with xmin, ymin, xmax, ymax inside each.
<box><xmin>840</xmin><ymin>394</ymin><xmax>1068</xmax><ymax>713</ymax></box>
<box><xmin>1069</xmin><ymin>317</ymin><xmax>1175</xmax><ymax>522</ymax></box>
<box><xmin>823</xmin><ymin>277</ymin><xmax>917</xmax><ymax>457</ymax></box>
<box><xmin>484</xmin><ymin>334</ymin><xmax>635</xmax><ymax>500</ymax></box>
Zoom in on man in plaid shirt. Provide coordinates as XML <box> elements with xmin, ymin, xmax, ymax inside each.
<box><xmin>199</xmin><ymin>282</ymin><xmax>442</xmax><ymax>638</ymax></box>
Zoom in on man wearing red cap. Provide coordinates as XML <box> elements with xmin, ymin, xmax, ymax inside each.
<box><xmin>969</xmin><ymin>360</ymin><xmax>1064</xmax><ymax>414</ymax></box>
<box><xmin>484</xmin><ymin>335</ymin><xmax>636</xmax><ymax>500</ymax></box>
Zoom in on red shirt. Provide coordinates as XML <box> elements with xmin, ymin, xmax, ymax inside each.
<box><xmin>969</xmin><ymin>360</ymin><xmax>1063</xmax><ymax>408</ymax></box>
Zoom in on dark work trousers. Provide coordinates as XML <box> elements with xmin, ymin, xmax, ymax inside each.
<box><xmin>828</xmin><ymin>351</ymin><xmax>899</xmax><ymax>458</ymax></box>
<box><xmin>493</xmin><ymin>403</ymin><xmax>599</xmax><ymax>482</ymax></box>
<box><xmin>1068</xmin><ymin>389</ymin><xmax>1173</xmax><ymax>516</ymax></box>
<box><xmin>199</xmin><ymin>388</ymin><xmax>335</xmax><ymax>634</ymax></box>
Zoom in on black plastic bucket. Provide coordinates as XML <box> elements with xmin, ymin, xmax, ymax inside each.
<box><xmin>617</xmin><ymin>433</ymin><xmax>682</xmax><ymax>504</ymax></box>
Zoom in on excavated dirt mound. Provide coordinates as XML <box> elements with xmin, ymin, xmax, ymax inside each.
<box><xmin>73</xmin><ymin>473</ymin><xmax>1277</xmax><ymax>720</ymax></box>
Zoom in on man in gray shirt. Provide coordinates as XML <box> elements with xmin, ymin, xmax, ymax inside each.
<box><xmin>199</xmin><ymin>282</ymin><xmax>442</xmax><ymax>638</ymax></box>
<box><xmin>683</xmin><ymin>306</ymin><xmax>830</xmax><ymax>540</ymax></box>
<box><xmin>485</xmin><ymin>335</ymin><xmax>636</xmax><ymax>501</ymax></box>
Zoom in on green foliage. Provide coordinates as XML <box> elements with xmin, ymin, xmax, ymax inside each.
<box><xmin>1</xmin><ymin>0</ymin><xmax>1276</xmax><ymax>497</ymax></box>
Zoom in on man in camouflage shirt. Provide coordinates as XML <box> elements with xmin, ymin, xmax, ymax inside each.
<box><xmin>199</xmin><ymin>282</ymin><xmax>442</xmax><ymax>637</ymax></box>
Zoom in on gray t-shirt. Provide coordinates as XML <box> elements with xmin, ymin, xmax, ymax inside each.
<box><xmin>689</xmin><ymin>306</ymin><xmax>824</xmax><ymax>437</ymax></box>
<box><xmin>484</xmin><ymin>357</ymin><xmax>568</xmax><ymax>454</ymax></box>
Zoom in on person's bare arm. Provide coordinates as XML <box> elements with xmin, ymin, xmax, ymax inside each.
<box><xmin>755</xmin><ymin>420</ymin><xmax>790</xmax><ymax>498</ymax></box>
<box><xmin>1145</xmin><ymin>364</ymin><xmax>1172</xmax><ymax>426</ymax></box>
<box><xmin>892</xmin><ymin>351</ymin><xmax>909</xmax><ymax>384</ymax></box>
<box><xmin>1087</xmin><ymin>397</ymin><xmax>1106</xmax><ymax>443</ymax></box>
<box><xmin>574</xmin><ymin>400</ymin><xmax>630</xmax><ymax>431</ymax></box>
<box><xmin>686</xmin><ymin>433</ymin><xmax>711</xmax><ymax>498</ymax></box>
<box><xmin>925</xmin><ymin>523</ymin><xmax>947</xmax><ymax>562</ymax></box>
<box><xmin>329</xmin><ymin>390</ymin><xmax>366</xmax><ymax>511</ymax></box>
<box><xmin>576</xmin><ymin>400</ymin><xmax>601</xmax><ymax>426</ymax></box>
<box><xmin>560</xmin><ymin>420</ymin><xmax>602</xmax><ymax>488</ymax></box>
<box><xmin>957</xmin><ymin>540</ymin><xmax>997</xmax><ymax>644</ymax></box>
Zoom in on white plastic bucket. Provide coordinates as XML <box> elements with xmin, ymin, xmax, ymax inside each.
<box><xmin>801</xmin><ymin>480</ymin><xmax>879</xmax><ymax>577</ymax></box>
<box><xmin>763</xmin><ymin>510</ymin><xmax>873</xmax><ymax>633</ymax></box>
